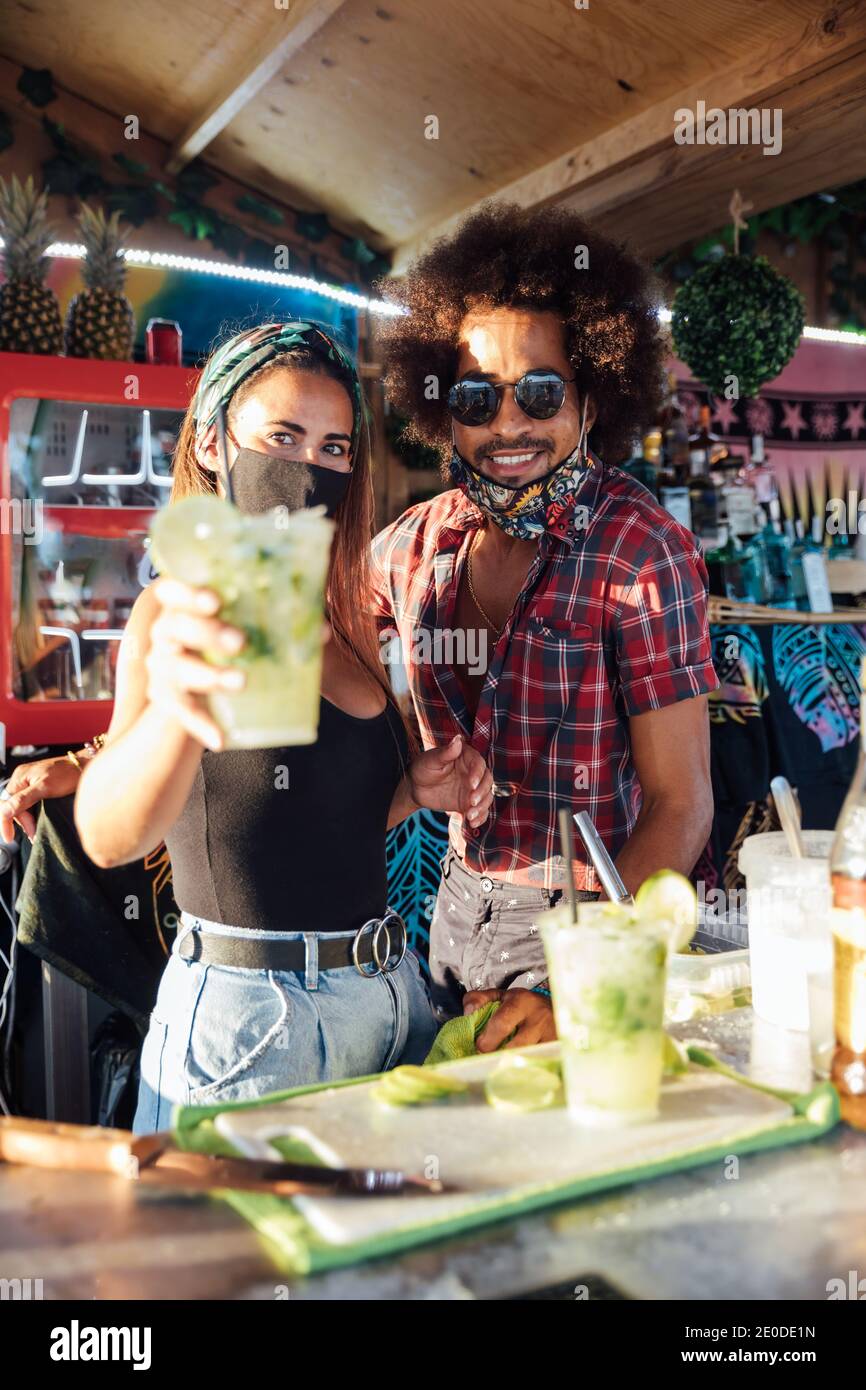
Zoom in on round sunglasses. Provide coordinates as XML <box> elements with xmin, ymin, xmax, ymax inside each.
<box><xmin>448</xmin><ymin>369</ymin><xmax>576</xmax><ymax>427</ymax></box>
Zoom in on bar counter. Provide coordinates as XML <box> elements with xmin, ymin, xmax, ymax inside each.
<box><xmin>1</xmin><ymin>1008</ymin><xmax>864</xmax><ymax>1301</ymax></box>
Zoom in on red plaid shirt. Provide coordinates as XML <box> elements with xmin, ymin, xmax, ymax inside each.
<box><xmin>370</xmin><ymin>455</ymin><xmax>718</xmax><ymax>890</ymax></box>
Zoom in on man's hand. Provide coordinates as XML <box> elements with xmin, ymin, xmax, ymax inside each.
<box><xmin>407</xmin><ymin>735</ymin><xmax>493</xmax><ymax>828</ymax></box>
<box><xmin>462</xmin><ymin>987</ymin><xmax>557</xmax><ymax>1051</ymax></box>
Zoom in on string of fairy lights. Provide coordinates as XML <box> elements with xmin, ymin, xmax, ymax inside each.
<box><xmin>3</xmin><ymin>238</ymin><xmax>866</xmax><ymax>339</ymax></box>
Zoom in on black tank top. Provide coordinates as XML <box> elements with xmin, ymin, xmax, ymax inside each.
<box><xmin>165</xmin><ymin>697</ymin><xmax>409</xmax><ymax>933</ymax></box>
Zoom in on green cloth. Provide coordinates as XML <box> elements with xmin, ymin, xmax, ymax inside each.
<box><xmin>15</xmin><ymin>795</ymin><xmax>175</xmax><ymax>1025</ymax></box>
<box><xmin>423</xmin><ymin>1002</ymin><xmax>501</xmax><ymax>1065</ymax></box>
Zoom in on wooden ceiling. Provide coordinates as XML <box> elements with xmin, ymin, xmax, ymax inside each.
<box><xmin>2</xmin><ymin>0</ymin><xmax>866</xmax><ymax>268</ymax></box>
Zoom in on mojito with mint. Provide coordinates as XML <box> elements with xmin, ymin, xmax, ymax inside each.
<box><xmin>149</xmin><ymin>495</ymin><xmax>333</xmax><ymax>749</ymax></box>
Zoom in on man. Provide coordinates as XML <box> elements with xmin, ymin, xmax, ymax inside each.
<box><xmin>372</xmin><ymin>202</ymin><xmax>718</xmax><ymax>1050</ymax></box>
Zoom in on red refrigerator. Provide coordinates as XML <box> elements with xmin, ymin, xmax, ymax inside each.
<box><xmin>0</xmin><ymin>352</ymin><xmax>198</xmax><ymax>762</ymax></box>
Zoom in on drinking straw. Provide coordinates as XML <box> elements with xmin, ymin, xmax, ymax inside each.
<box><xmin>770</xmin><ymin>776</ymin><xmax>805</xmax><ymax>858</ymax></box>
<box><xmin>557</xmin><ymin>806</ymin><xmax>578</xmax><ymax>924</ymax></box>
<box><xmin>573</xmin><ymin>810</ymin><xmax>633</xmax><ymax>904</ymax></box>
<box><xmin>215</xmin><ymin>404</ymin><xmax>235</xmax><ymax>505</ymax></box>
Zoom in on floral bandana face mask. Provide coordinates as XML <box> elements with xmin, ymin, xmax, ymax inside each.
<box><xmin>447</xmin><ymin>396</ymin><xmax>591</xmax><ymax>540</ymax></box>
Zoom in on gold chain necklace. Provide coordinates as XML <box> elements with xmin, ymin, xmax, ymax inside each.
<box><xmin>466</xmin><ymin>529</ymin><xmax>503</xmax><ymax>635</ymax></box>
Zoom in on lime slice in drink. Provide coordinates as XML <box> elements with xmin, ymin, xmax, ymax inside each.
<box><xmin>634</xmin><ymin>869</ymin><xmax>698</xmax><ymax>953</ymax></box>
<box><xmin>372</xmin><ymin>1065</ymin><xmax>469</xmax><ymax>1107</ymax></box>
<box><xmin>662</xmin><ymin>1032</ymin><xmax>689</xmax><ymax>1076</ymax></box>
<box><xmin>483</xmin><ymin>1057</ymin><xmax>563</xmax><ymax>1113</ymax></box>
<box><xmin>575</xmin><ymin>899</ymin><xmax>636</xmax><ymax>928</ymax></box>
<box><xmin>150</xmin><ymin>495</ymin><xmax>242</xmax><ymax>587</ymax></box>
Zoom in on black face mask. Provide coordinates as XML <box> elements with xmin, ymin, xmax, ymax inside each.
<box><xmin>229</xmin><ymin>447</ymin><xmax>351</xmax><ymax>518</ymax></box>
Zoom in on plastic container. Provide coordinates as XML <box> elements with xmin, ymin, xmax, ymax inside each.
<box><xmin>666</xmin><ymin>947</ymin><xmax>751</xmax><ymax>1024</ymax></box>
<box><xmin>738</xmin><ymin>829</ymin><xmax>833</xmax><ymax>1031</ymax></box>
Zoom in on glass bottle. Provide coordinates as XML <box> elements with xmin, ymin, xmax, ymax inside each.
<box><xmin>829</xmin><ymin>656</ymin><xmax>866</xmax><ymax>1130</ymax></box>
<box><xmin>622</xmin><ymin>430</ymin><xmax>661</xmax><ymax>497</ymax></box>
<box><xmin>761</xmin><ymin>499</ymin><xmax>795</xmax><ymax>608</ymax></box>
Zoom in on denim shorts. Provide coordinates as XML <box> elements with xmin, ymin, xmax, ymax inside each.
<box><xmin>132</xmin><ymin>913</ymin><xmax>438</xmax><ymax>1134</ymax></box>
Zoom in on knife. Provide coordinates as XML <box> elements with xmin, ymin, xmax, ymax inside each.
<box><xmin>0</xmin><ymin>1117</ymin><xmax>453</xmax><ymax>1197</ymax></box>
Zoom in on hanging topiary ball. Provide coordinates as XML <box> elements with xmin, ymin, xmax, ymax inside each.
<box><xmin>670</xmin><ymin>254</ymin><xmax>804</xmax><ymax>398</ymax></box>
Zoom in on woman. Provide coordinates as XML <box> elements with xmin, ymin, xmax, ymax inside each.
<box><xmin>70</xmin><ymin>320</ymin><xmax>493</xmax><ymax>1132</ymax></box>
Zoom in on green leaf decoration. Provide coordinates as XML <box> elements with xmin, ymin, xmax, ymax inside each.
<box><xmin>17</xmin><ymin>67</ymin><xmax>57</xmax><ymax>108</ymax></box>
<box><xmin>40</xmin><ymin>118</ymin><xmax>106</xmax><ymax>198</ymax></box>
<box><xmin>294</xmin><ymin>211</ymin><xmax>330</xmax><ymax>243</ymax></box>
<box><xmin>209</xmin><ymin>216</ymin><xmax>248</xmax><ymax>258</ymax></box>
<box><xmin>671</xmin><ymin>254</ymin><xmax>805</xmax><ymax>399</ymax></box>
<box><xmin>340</xmin><ymin>236</ymin><xmax>377</xmax><ymax>266</ymax></box>
<box><xmin>106</xmin><ymin>183</ymin><xmax>160</xmax><ymax>226</ymax></box>
<box><xmin>0</xmin><ymin>110</ymin><xmax>13</xmax><ymax>154</ymax></box>
<box><xmin>235</xmin><ymin>193</ymin><xmax>283</xmax><ymax>225</ymax></box>
<box><xmin>42</xmin><ymin>154</ymin><xmax>87</xmax><ymax>196</ymax></box>
<box><xmin>112</xmin><ymin>152</ymin><xmax>150</xmax><ymax>177</ymax></box>
<box><xmin>244</xmin><ymin>237</ymin><xmax>279</xmax><ymax>270</ymax></box>
<box><xmin>41</xmin><ymin>117</ymin><xmax>75</xmax><ymax>154</ymax></box>
<box><xmin>168</xmin><ymin>204</ymin><xmax>215</xmax><ymax>240</ymax></box>
<box><xmin>151</xmin><ymin>181</ymin><xmax>177</xmax><ymax>204</ymax></box>
<box><xmin>175</xmin><ymin>162</ymin><xmax>219</xmax><ymax>200</ymax></box>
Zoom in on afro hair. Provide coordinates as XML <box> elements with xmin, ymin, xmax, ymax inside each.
<box><xmin>378</xmin><ymin>201</ymin><xmax>666</xmax><ymax>465</ymax></box>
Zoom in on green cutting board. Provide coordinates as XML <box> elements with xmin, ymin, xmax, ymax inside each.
<box><xmin>173</xmin><ymin>1041</ymin><xmax>838</xmax><ymax>1276</ymax></box>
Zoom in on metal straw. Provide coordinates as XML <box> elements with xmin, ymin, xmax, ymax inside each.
<box><xmin>557</xmin><ymin>807</ymin><xmax>578</xmax><ymax>924</ymax></box>
<box><xmin>573</xmin><ymin>811</ymin><xmax>633</xmax><ymax>904</ymax></box>
<box><xmin>215</xmin><ymin>404</ymin><xmax>235</xmax><ymax>505</ymax></box>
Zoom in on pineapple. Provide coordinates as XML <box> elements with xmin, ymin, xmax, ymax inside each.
<box><xmin>64</xmin><ymin>204</ymin><xmax>135</xmax><ymax>360</ymax></box>
<box><xmin>0</xmin><ymin>175</ymin><xmax>63</xmax><ymax>355</ymax></box>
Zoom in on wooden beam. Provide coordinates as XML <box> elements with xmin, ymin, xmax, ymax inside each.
<box><xmin>597</xmin><ymin>56</ymin><xmax>866</xmax><ymax>260</ymax></box>
<box><xmin>164</xmin><ymin>0</ymin><xmax>348</xmax><ymax>176</ymax></box>
<box><xmin>391</xmin><ymin>3</ymin><xmax>866</xmax><ymax>271</ymax></box>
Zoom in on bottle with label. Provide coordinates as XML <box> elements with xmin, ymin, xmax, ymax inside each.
<box><xmin>621</xmin><ymin>431</ymin><xmax>660</xmax><ymax>497</ymax></box>
<box><xmin>829</xmin><ymin>656</ymin><xmax>866</xmax><ymax>1130</ymax></box>
<box><xmin>761</xmin><ymin>499</ymin><xmax>795</xmax><ymax>608</ymax></box>
<box><xmin>688</xmin><ymin>403</ymin><xmax>728</xmax><ymax>476</ymax></box>
<box><xmin>657</xmin><ymin>422</ymin><xmax>692</xmax><ymax>531</ymax></box>
<box><xmin>745</xmin><ymin>434</ymin><xmax>777</xmax><ymax>507</ymax></box>
<box><xmin>722</xmin><ymin>470</ymin><xmax>759</xmax><ymax>543</ymax></box>
<box><xmin>790</xmin><ymin>516</ymin><xmax>833</xmax><ymax>613</ymax></box>
<box><xmin>663</xmin><ymin>378</ymin><xmax>692</xmax><ymax>476</ymax></box>
<box><xmin>689</xmin><ymin>468</ymin><xmax>720</xmax><ymax>541</ymax></box>
<box><xmin>703</xmin><ymin>527</ymin><xmax>764</xmax><ymax>603</ymax></box>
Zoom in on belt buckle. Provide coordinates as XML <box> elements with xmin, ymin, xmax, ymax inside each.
<box><xmin>351</xmin><ymin>911</ymin><xmax>408</xmax><ymax>977</ymax></box>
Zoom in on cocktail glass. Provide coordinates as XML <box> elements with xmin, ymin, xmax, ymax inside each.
<box><xmin>149</xmin><ymin>495</ymin><xmax>334</xmax><ymax>749</ymax></box>
<box><xmin>540</xmin><ymin>901</ymin><xmax>669</xmax><ymax>1127</ymax></box>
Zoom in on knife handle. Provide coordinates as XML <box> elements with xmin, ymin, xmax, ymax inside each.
<box><xmin>0</xmin><ymin>1117</ymin><xmax>136</xmax><ymax>1175</ymax></box>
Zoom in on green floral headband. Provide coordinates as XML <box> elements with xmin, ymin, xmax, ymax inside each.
<box><xmin>192</xmin><ymin>320</ymin><xmax>364</xmax><ymax>453</ymax></box>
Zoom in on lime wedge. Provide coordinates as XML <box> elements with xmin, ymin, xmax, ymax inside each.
<box><xmin>483</xmin><ymin>1057</ymin><xmax>563</xmax><ymax>1113</ymax></box>
<box><xmin>372</xmin><ymin>1065</ymin><xmax>469</xmax><ymax>1107</ymax></box>
<box><xmin>662</xmin><ymin>1032</ymin><xmax>690</xmax><ymax>1076</ymax></box>
<box><xmin>634</xmin><ymin>869</ymin><xmax>698</xmax><ymax>953</ymax></box>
